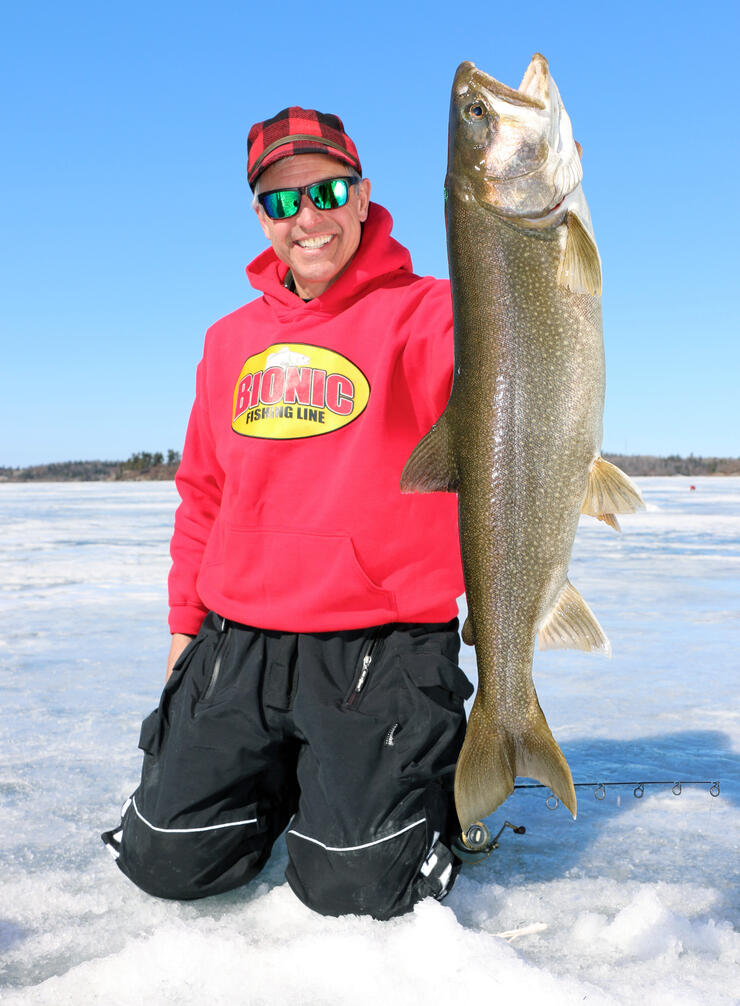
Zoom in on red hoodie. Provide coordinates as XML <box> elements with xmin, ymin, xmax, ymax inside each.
<box><xmin>168</xmin><ymin>202</ymin><xmax>463</xmax><ymax>635</ymax></box>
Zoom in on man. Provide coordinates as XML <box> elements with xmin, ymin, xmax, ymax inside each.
<box><xmin>102</xmin><ymin>108</ymin><xmax>471</xmax><ymax>920</ymax></box>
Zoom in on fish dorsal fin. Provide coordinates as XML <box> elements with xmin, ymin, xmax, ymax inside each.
<box><xmin>558</xmin><ymin>210</ymin><xmax>602</xmax><ymax>296</ymax></box>
<box><xmin>581</xmin><ymin>456</ymin><xmax>645</xmax><ymax>525</ymax></box>
<box><xmin>400</xmin><ymin>411</ymin><xmax>458</xmax><ymax>493</ymax></box>
<box><xmin>537</xmin><ymin>580</ymin><xmax>611</xmax><ymax>654</ymax></box>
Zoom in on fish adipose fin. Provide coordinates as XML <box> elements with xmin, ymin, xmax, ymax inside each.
<box><xmin>400</xmin><ymin>412</ymin><xmax>459</xmax><ymax>493</ymax></box>
<box><xmin>461</xmin><ymin>616</ymin><xmax>474</xmax><ymax>646</ymax></box>
<box><xmin>558</xmin><ymin>211</ymin><xmax>602</xmax><ymax>296</ymax></box>
<box><xmin>537</xmin><ymin>579</ymin><xmax>611</xmax><ymax>654</ymax></box>
<box><xmin>581</xmin><ymin>456</ymin><xmax>645</xmax><ymax>529</ymax></box>
<box><xmin>455</xmin><ymin>700</ymin><xmax>577</xmax><ymax>828</ymax></box>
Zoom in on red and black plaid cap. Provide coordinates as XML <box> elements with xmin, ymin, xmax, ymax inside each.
<box><xmin>247</xmin><ymin>106</ymin><xmax>362</xmax><ymax>190</ymax></box>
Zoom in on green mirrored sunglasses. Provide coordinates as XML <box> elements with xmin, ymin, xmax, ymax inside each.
<box><xmin>257</xmin><ymin>175</ymin><xmax>360</xmax><ymax>220</ymax></box>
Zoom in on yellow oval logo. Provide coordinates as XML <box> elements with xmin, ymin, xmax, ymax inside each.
<box><xmin>232</xmin><ymin>343</ymin><xmax>370</xmax><ymax>439</ymax></box>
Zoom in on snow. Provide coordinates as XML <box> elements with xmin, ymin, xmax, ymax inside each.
<box><xmin>0</xmin><ymin>477</ymin><xmax>738</xmax><ymax>1005</ymax></box>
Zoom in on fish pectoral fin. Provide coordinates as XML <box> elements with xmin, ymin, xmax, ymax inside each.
<box><xmin>461</xmin><ymin>616</ymin><xmax>475</xmax><ymax>646</ymax></box>
<box><xmin>537</xmin><ymin>579</ymin><xmax>611</xmax><ymax>654</ymax></box>
<box><xmin>400</xmin><ymin>412</ymin><xmax>459</xmax><ymax>493</ymax></box>
<box><xmin>581</xmin><ymin>456</ymin><xmax>645</xmax><ymax>526</ymax></box>
<box><xmin>557</xmin><ymin>210</ymin><xmax>602</xmax><ymax>296</ymax></box>
<box><xmin>454</xmin><ymin>700</ymin><xmax>577</xmax><ymax>829</ymax></box>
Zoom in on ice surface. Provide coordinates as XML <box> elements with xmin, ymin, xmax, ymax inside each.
<box><xmin>0</xmin><ymin>478</ymin><xmax>738</xmax><ymax>1004</ymax></box>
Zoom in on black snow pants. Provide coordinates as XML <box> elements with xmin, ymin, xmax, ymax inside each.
<box><xmin>102</xmin><ymin>612</ymin><xmax>473</xmax><ymax>920</ymax></box>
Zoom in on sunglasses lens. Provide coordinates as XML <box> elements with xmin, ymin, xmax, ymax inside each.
<box><xmin>262</xmin><ymin>189</ymin><xmax>301</xmax><ymax>219</ymax></box>
<box><xmin>309</xmin><ymin>178</ymin><xmax>349</xmax><ymax>210</ymax></box>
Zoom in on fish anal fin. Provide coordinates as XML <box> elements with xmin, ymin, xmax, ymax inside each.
<box><xmin>400</xmin><ymin>412</ymin><xmax>458</xmax><ymax>493</ymax></box>
<box><xmin>558</xmin><ymin>210</ymin><xmax>602</xmax><ymax>296</ymax></box>
<box><xmin>461</xmin><ymin>616</ymin><xmax>475</xmax><ymax>646</ymax></box>
<box><xmin>582</xmin><ymin>456</ymin><xmax>645</xmax><ymax>522</ymax></box>
<box><xmin>454</xmin><ymin>699</ymin><xmax>577</xmax><ymax>830</ymax></box>
<box><xmin>538</xmin><ymin>580</ymin><xmax>611</xmax><ymax>655</ymax></box>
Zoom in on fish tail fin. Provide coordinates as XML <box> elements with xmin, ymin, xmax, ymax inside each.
<box><xmin>400</xmin><ymin>411</ymin><xmax>458</xmax><ymax>493</ymax></box>
<box><xmin>455</xmin><ymin>701</ymin><xmax>577</xmax><ymax>831</ymax></box>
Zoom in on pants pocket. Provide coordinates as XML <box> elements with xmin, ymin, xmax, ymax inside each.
<box><xmin>397</xmin><ymin>652</ymin><xmax>472</xmax><ymax>775</ymax></box>
<box><xmin>138</xmin><ymin>709</ymin><xmax>162</xmax><ymax>755</ymax></box>
<box><xmin>138</xmin><ymin>634</ymin><xmax>208</xmax><ymax>756</ymax></box>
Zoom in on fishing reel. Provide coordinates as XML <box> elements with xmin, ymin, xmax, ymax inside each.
<box><xmin>451</xmin><ymin>820</ymin><xmax>526</xmax><ymax>864</ymax></box>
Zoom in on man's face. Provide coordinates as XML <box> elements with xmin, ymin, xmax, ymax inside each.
<box><xmin>254</xmin><ymin>153</ymin><xmax>371</xmax><ymax>299</ymax></box>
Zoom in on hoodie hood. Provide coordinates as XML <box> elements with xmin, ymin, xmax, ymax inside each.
<box><xmin>245</xmin><ymin>202</ymin><xmax>413</xmax><ymax>319</ymax></box>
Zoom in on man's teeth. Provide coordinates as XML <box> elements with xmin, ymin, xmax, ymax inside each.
<box><xmin>297</xmin><ymin>235</ymin><xmax>333</xmax><ymax>249</ymax></box>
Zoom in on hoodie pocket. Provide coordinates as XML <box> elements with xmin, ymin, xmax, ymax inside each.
<box><xmin>206</xmin><ymin>526</ymin><xmax>397</xmax><ymax>626</ymax></box>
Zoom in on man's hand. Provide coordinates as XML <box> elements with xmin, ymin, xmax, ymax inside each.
<box><xmin>167</xmin><ymin>633</ymin><xmax>195</xmax><ymax>682</ymax></box>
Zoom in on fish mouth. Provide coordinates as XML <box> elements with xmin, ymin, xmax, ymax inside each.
<box><xmin>450</xmin><ymin>58</ymin><xmax>553</xmax><ymax>192</ymax></box>
<box><xmin>453</xmin><ymin>60</ymin><xmax>546</xmax><ymax>111</ymax></box>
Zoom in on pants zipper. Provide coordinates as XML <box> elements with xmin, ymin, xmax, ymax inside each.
<box><xmin>202</xmin><ymin>617</ymin><xmax>231</xmax><ymax>703</ymax></box>
<box><xmin>344</xmin><ymin>631</ymin><xmax>383</xmax><ymax>708</ymax></box>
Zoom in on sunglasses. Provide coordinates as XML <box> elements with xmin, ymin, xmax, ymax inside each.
<box><xmin>257</xmin><ymin>175</ymin><xmax>360</xmax><ymax>220</ymax></box>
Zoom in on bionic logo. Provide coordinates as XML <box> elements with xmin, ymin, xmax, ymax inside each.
<box><xmin>232</xmin><ymin>344</ymin><xmax>370</xmax><ymax>439</ymax></box>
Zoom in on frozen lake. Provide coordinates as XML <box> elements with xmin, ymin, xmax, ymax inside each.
<box><xmin>0</xmin><ymin>478</ymin><xmax>738</xmax><ymax>1004</ymax></box>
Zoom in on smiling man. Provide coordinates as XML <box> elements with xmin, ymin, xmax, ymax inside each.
<box><xmin>102</xmin><ymin>107</ymin><xmax>471</xmax><ymax>920</ymax></box>
<box><xmin>254</xmin><ymin>153</ymin><xmax>370</xmax><ymax>299</ymax></box>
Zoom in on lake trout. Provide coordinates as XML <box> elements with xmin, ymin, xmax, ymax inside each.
<box><xmin>401</xmin><ymin>55</ymin><xmax>644</xmax><ymax>831</ymax></box>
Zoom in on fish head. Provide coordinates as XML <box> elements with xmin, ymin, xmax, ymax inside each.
<box><xmin>447</xmin><ymin>55</ymin><xmax>583</xmax><ymax>220</ymax></box>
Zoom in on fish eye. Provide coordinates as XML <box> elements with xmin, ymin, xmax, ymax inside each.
<box><xmin>466</xmin><ymin>101</ymin><xmax>487</xmax><ymax>119</ymax></box>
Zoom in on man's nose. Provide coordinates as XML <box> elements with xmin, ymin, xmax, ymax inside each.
<box><xmin>294</xmin><ymin>194</ymin><xmax>323</xmax><ymax>227</ymax></box>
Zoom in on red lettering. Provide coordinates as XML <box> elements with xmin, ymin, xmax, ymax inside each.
<box><xmin>311</xmin><ymin>369</ymin><xmax>326</xmax><ymax>407</ymax></box>
<box><xmin>234</xmin><ymin>375</ymin><xmax>252</xmax><ymax>420</ymax></box>
<box><xmin>284</xmin><ymin>366</ymin><xmax>312</xmax><ymax>405</ymax></box>
<box><xmin>249</xmin><ymin>371</ymin><xmax>262</xmax><ymax>408</ymax></box>
<box><xmin>261</xmin><ymin>366</ymin><xmax>284</xmax><ymax>405</ymax></box>
<box><xmin>326</xmin><ymin>374</ymin><xmax>354</xmax><ymax>416</ymax></box>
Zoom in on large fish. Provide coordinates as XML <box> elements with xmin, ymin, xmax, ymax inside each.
<box><xmin>401</xmin><ymin>55</ymin><xmax>644</xmax><ymax>831</ymax></box>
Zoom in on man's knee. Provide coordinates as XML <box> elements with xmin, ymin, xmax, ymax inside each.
<box><xmin>284</xmin><ymin>819</ymin><xmax>460</xmax><ymax>920</ymax></box>
<box><xmin>102</xmin><ymin>796</ymin><xmax>276</xmax><ymax>901</ymax></box>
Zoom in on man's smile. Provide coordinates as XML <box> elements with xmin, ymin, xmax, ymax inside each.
<box><xmin>295</xmin><ymin>235</ymin><xmax>334</xmax><ymax>249</ymax></box>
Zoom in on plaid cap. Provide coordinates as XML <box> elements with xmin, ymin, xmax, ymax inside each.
<box><xmin>247</xmin><ymin>106</ymin><xmax>361</xmax><ymax>190</ymax></box>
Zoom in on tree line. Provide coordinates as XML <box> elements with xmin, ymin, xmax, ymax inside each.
<box><xmin>0</xmin><ymin>450</ymin><xmax>182</xmax><ymax>482</ymax></box>
<box><xmin>602</xmin><ymin>454</ymin><xmax>740</xmax><ymax>477</ymax></box>
<box><xmin>0</xmin><ymin>452</ymin><xmax>738</xmax><ymax>482</ymax></box>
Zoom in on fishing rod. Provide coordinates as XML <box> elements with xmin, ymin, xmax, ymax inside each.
<box><xmin>452</xmin><ymin>778</ymin><xmax>721</xmax><ymax>863</ymax></box>
<box><xmin>519</xmin><ymin>778</ymin><xmax>721</xmax><ymax>809</ymax></box>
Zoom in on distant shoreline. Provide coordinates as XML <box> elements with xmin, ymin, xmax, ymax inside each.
<box><xmin>1</xmin><ymin>453</ymin><xmax>739</xmax><ymax>482</ymax></box>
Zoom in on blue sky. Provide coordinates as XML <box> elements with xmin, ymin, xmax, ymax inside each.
<box><xmin>2</xmin><ymin>0</ymin><xmax>738</xmax><ymax>466</ymax></box>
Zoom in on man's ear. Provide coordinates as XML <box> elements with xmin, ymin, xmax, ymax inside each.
<box><xmin>357</xmin><ymin>178</ymin><xmax>371</xmax><ymax>222</ymax></box>
<box><xmin>254</xmin><ymin>203</ymin><xmax>273</xmax><ymax>240</ymax></box>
